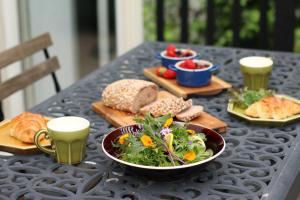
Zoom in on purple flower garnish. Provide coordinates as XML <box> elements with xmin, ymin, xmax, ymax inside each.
<box><xmin>188</xmin><ymin>140</ymin><xmax>193</xmax><ymax>145</ymax></box>
<box><xmin>160</xmin><ymin>127</ymin><xmax>172</xmax><ymax>136</ymax></box>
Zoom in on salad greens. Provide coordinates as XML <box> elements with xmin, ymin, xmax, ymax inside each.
<box><xmin>112</xmin><ymin>113</ymin><xmax>213</xmax><ymax>167</ymax></box>
<box><xmin>229</xmin><ymin>88</ymin><xmax>275</xmax><ymax>109</ymax></box>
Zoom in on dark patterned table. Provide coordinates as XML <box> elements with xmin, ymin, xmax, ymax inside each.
<box><xmin>1</xmin><ymin>42</ymin><xmax>300</xmax><ymax>200</ymax></box>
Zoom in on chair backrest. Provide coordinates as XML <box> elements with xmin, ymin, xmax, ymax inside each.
<box><xmin>0</xmin><ymin>33</ymin><xmax>60</xmax><ymax>100</ymax></box>
<box><xmin>155</xmin><ymin>0</ymin><xmax>296</xmax><ymax>51</ymax></box>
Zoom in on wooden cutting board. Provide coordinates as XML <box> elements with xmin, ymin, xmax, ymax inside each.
<box><xmin>0</xmin><ymin>119</ymin><xmax>50</xmax><ymax>154</ymax></box>
<box><xmin>92</xmin><ymin>91</ymin><xmax>227</xmax><ymax>133</ymax></box>
<box><xmin>144</xmin><ymin>67</ymin><xmax>232</xmax><ymax>99</ymax></box>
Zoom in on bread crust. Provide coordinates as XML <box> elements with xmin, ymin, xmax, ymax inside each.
<box><xmin>10</xmin><ymin>112</ymin><xmax>47</xmax><ymax>143</ymax></box>
<box><xmin>102</xmin><ymin>79</ymin><xmax>158</xmax><ymax>113</ymax></box>
<box><xmin>140</xmin><ymin>97</ymin><xmax>193</xmax><ymax>117</ymax></box>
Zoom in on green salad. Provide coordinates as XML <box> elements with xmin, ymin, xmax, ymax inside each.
<box><xmin>112</xmin><ymin>114</ymin><xmax>213</xmax><ymax>167</ymax></box>
<box><xmin>229</xmin><ymin>87</ymin><xmax>275</xmax><ymax>109</ymax></box>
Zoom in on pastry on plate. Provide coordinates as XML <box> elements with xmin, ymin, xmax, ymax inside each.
<box><xmin>102</xmin><ymin>79</ymin><xmax>158</xmax><ymax>114</ymax></box>
<box><xmin>10</xmin><ymin>112</ymin><xmax>47</xmax><ymax>143</ymax></box>
<box><xmin>245</xmin><ymin>96</ymin><xmax>300</xmax><ymax>119</ymax></box>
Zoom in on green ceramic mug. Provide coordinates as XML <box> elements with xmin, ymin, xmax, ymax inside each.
<box><xmin>34</xmin><ymin>116</ymin><xmax>90</xmax><ymax>164</ymax></box>
<box><xmin>239</xmin><ymin>56</ymin><xmax>273</xmax><ymax>90</ymax></box>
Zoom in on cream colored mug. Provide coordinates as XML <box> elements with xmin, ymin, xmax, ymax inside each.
<box><xmin>240</xmin><ymin>56</ymin><xmax>273</xmax><ymax>90</ymax></box>
<box><xmin>34</xmin><ymin>116</ymin><xmax>90</xmax><ymax>164</ymax></box>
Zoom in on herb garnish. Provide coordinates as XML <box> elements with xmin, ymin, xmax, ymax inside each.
<box><xmin>112</xmin><ymin>113</ymin><xmax>213</xmax><ymax>167</ymax></box>
<box><xmin>229</xmin><ymin>88</ymin><xmax>275</xmax><ymax>109</ymax></box>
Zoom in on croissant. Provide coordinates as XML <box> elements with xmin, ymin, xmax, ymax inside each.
<box><xmin>10</xmin><ymin>112</ymin><xmax>47</xmax><ymax>143</ymax></box>
<box><xmin>245</xmin><ymin>96</ymin><xmax>300</xmax><ymax>119</ymax></box>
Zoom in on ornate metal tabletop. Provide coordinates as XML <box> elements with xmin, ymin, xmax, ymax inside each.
<box><xmin>1</xmin><ymin>42</ymin><xmax>300</xmax><ymax>200</ymax></box>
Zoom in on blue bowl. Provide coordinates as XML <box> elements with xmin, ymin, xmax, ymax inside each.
<box><xmin>173</xmin><ymin>59</ymin><xmax>220</xmax><ymax>87</ymax></box>
<box><xmin>156</xmin><ymin>49</ymin><xmax>199</xmax><ymax>68</ymax></box>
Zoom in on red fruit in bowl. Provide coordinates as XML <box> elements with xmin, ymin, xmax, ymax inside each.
<box><xmin>166</xmin><ymin>51</ymin><xmax>176</xmax><ymax>57</ymax></box>
<box><xmin>156</xmin><ymin>67</ymin><xmax>167</xmax><ymax>77</ymax></box>
<box><xmin>166</xmin><ymin>44</ymin><xmax>176</xmax><ymax>52</ymax></box>
<box><xmin>181</xmin><ymin>59</ymin><xmax>196</xmax><ymax>69</ymax></box>
<box><xmin>182</xmin><ymin>50</ymin><xmax>193</xmax><ymax>57</ymax></box>
<box><xmin>166</xmin><ymin>44</ymin><xmax>177</xmax><ymax>57</ymax></box>
<box><xmin>162</xmin><ymin>69</ymin><xmax>176</xmax><ymax>79</ymax></box>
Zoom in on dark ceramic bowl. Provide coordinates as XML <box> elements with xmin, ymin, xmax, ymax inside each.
<box><xmin>102</xmin><ymin>123</ymin><xmax>225</xmax><ymax>180</ymax></box>
<box><xmin>155</xmin><ymin>49</ymin><xmax>199</xmax><ymax>68</ymax></box>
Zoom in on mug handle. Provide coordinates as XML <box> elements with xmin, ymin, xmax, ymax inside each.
<box><xmin>155</xmin><ymin>53</ymin><xmax>162</xmax><ymax>60</ymax></box>
<box><xmin>168</xmin><ymin>64</ymin><xmax>178</xmax><ymax>71</ymax></box>
<box><xmin>34</xmin><ymin>129</ymin><xmax>56</xmax><ymax>156</ymax></box>
<box><xmin>194</xmin><ymin>54</ymin><xmax>201</xmax><ymax>59</ymax></box>
<box><xmin>210</xmin><ymin>64</ymin><xmax>220</xmax><ymax>74</ymax></box>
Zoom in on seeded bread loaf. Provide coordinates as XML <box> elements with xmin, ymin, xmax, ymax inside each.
<box><xmin>176</xmin><ymin>105</ymin><xmax>203</xmax><ymax>122</ymax></box>
<box><xmin>102</xmin><ymin>79</ymin><xmax>158</xmax><ymax>113</ymax></box>
<box><xmin>140</xmin><ymin>97</ymin><xmax>193</xmax><ymax>117</ymax></box>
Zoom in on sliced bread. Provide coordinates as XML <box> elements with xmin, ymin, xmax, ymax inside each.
<box><xmin>176</xmin><ymin>105</ymin><xmax>204</xmax><ymax>122</ymax></box>
<box><xmin>140</xmin><ymin>97</ymin><xmax>193</xmax><ymax>117</ymax></box>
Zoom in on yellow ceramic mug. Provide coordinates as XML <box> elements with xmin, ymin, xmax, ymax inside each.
<box><xmin>34</xmin><ymin>116</ymin><xmax>90</xmax><ymax>164</ymax></box>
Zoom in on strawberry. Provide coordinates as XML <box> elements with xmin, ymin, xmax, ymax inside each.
<box><xmin>156</xmin><ymin>67</ymin><xmax>167</xmax><ymax>77</ymax></box>
<box><xmin>162</xmin><ymin>69</ymin><xmax>176</xmax><ymax>79</ymax></box>
<box><xmin>181</xmin><ymin>59</ymin><xmax>196</xmax><ymax>69</ymax></box>
<box><xmin>166</xmin><ymin>44</ymin><xmax>177</xmax><ymax>57</ymax></box>
<box><xmin>166</xmin><ymin>44</ymin><xmax>176</xmax><ymax>52</ymax></box>
<box><xmin>166</xmin><ymin>51</ymin><xmax>176</xmax><ymax>57</ymax></box>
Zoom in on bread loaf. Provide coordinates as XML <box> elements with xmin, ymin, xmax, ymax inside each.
<box><xmin>10</xmin><ymin>112</ymin><xmax>47</xmax><ymax>143</ymax></box>
<box><xmin>176</xmin><ymin>105</ymin><xmax>203</xmax><ymax>122</ymax></box>
<box><xmin>140</xmin><ymin>97</ymin><xmax>192</xmax><ymax>117</ymax></box>
<box><xmin>102</xmin><ymin>79</ymin><xmax>158</xmax><ymax>113</ymax></box>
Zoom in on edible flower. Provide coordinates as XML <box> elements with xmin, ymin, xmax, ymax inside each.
<box><xmin>164</xmin><ymin>133</ymin><xmax>174</xmax><ymax>153</ymax></box>
<box><xmin>163</xmin><ymin>117</ymin><xmax>173</xmax><ymax>127</ymax></box>
<box><xmin>119</xmin><ymin>133</ymin><xmax>129</xmax><ymax>145</ymax></box>
<box><xmin>160</xmin><ymin>127</ymin><xmax>172</xmax><ymax>135</ymax></box>
<box><xmin>187</xmin><ymin>129</ymin><xmax>196</xmax><ymax>135</ymax></box>
<box><xmin>183</xmin><ymin>151</ymin><xmax>196</xmax><ymax>161</ymax></box>
<box><xmin>141</xmin><ymin>135</ymin><xmax>155</xmax><ymax>148</ymax></box>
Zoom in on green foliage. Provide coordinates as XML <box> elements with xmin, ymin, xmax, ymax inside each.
<box><xmin>113</xmin><ymin>114</ymin><xmax>213</xmax><ymax>167</ymax></box>
<box><xmin>143</xmin><ymin>0</ymin><xmax>300</xmax><ymax>52</ymax></box>
<box><xmin>229</xmin><ymin>88</ymin><xmax>275</xmax><ymax>109</ymax></box>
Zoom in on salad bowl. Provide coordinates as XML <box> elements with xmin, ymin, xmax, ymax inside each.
<box><xmin>102</xmin><ymin>122</ymin><xmax>225</xmax><ymax>180</ymax></box>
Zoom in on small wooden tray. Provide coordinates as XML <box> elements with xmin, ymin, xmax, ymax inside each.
<box><xmin>92</xmin><ymin>91</ymin><xmax>227</xmax><ymax>133</ymax></box>
<box><xmin>0</xmin><ymin>119</ymin><xmax>50</xmax><ymax>154</ymax></box>
<box><xmin>144</xmin><ymin>67</ymin><xmax>232</xmax><ymax>98</ymax></box>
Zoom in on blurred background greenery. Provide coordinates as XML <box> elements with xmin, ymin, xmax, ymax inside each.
<box><xmin>143</xmin><ymin>0</ymin><xmax>300</xmax><ymax>52</ymax></box>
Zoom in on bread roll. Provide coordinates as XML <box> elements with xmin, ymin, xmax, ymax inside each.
<box><xmin>10</xmin><ymin>112</ymin><xmax>47</xmax><ymax>143</ymax></box>
<box><xmin>102</xmin><ymin>79</ymin><xmax>158</xmax><ymax>113</ymax></box>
